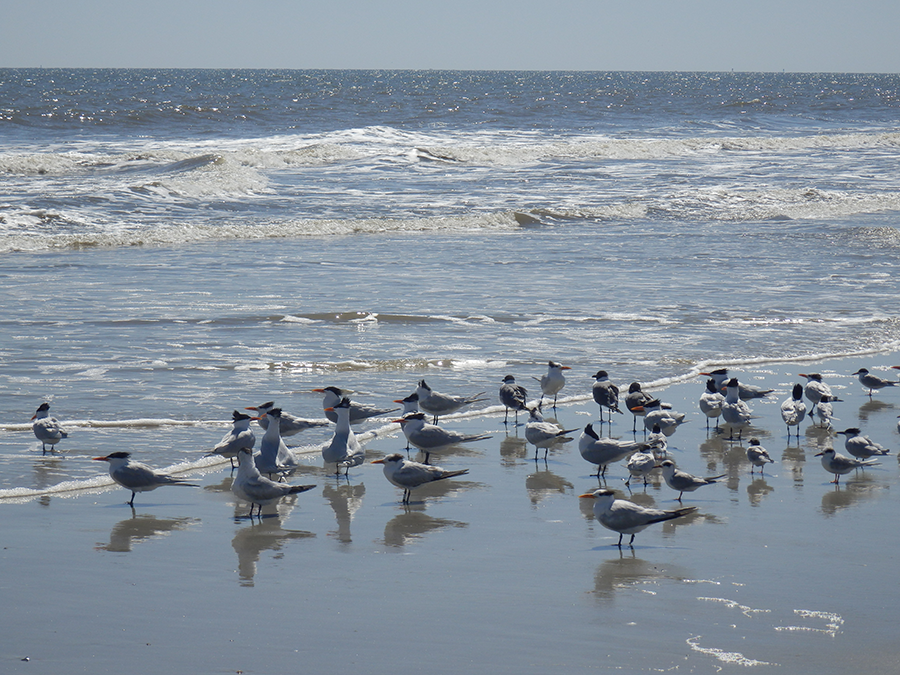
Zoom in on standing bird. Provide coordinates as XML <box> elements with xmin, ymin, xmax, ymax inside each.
<box><xmin>525</xmin><ymin>407</ymin><xmax>578</xmax><ymax>460</ymax></box>
<box><xmin>208</xmin><ymin>410</ymin><xmax>256</xmax><ymax>468</ymax></box>
<box><xmin>231</xmin><ymin>447</ymin><xmax>315</xmax><ymax>518</ymax></box>
<box><xmin>93</xmin><ymin>452</ymin><xmax>198</xmax><ymax>506</ymax></box>
<box><xmin>799</xmin><ymin>373</ymin><xmax>838</xmax><ymax>409</ymax></box>
<box><xmin>700</xmin><ymin>368</ymin><xmax>773</xmax><ymax>400</ymax></box>
<box><xmin>395</xmin><ymin>412</ymin><xmax>491</xmax><ymax>464</ymax></box>
<box><xmin>640</xmin><ymin>399</ymin><xmax>687</xmax><ymax>437</ymax></box>
<box><xmin>721</xmin><ymin>378</ymin><xmax>753</xmax><ymax>441</ymax></box>
<box><xmin>499</xmin><ymin>375</ymin><xmax>529</xmax><ymax>425</ymax></box>
<box><xmin>746</xmin><ymin>438</ymin><xmax>774</xmax><ymax>474</ymax></box>
<box><xmin>31</xmin><ymin>402</ymin><xmax>68</xmax><ymax>453</ymax></box>
<box><xmin>647</xmin><ymin>424</ymin><xmax>669</xmax><ymax>460</ymax></box>
<box><xmin>658</xmin><ymin>460</ymin><xmax>725</xmax><ymax>501</ymax></box>
<box><xmin>811</xmin><ymin>394</ymin><xmax>839</xmax><ymax>429</ymax></box>
<box><xmin>698</xmin><ymin>379</ymin><xmax>725</xmax><ymax>431</ymax></box>
<box><xmin>578</xmin><ymin>423</ymin><xmax>647</xmax><ymax>478</ymax></box>
<box><xmin>624</xmin><ymin>382</ymin><xmax>654</xmax><ymax>433</ymax></box>
<box><xmin>244</xmin><ymin>401</ymin><xmax>329</xmax><ymax>436</ymax></box>
<box><xmin>534</xmin><ymin>360</ymin><xmax>571</xmax><ymax>408</ymax></box>
<box><xmin>579</xmin><ymin>488</ymin><xmax>696</xmax><ymax>547</ymax></box>
<box><xmin>852</xmin><ymin>368</ymin><xmax>897</xmax><ymax>396</ymax></box>
<box><xmin>625</xmin><ymin>446</ymin><xmax>658</xmax><ymax>488</ymax></box>
<box><xmin>780</xmin><ymin>383</ymin><xmax>807</xmax><ymax>438</ymax></box>
<box><xmin>393</xmin><ymin>392</ymin><xmax>420</xmax><ymax>415</ymax></box>
<box><xmin>313</xmin><ymin>386</ymin><xmax>399</xmax><ymax>424</ymax></box>
<box><xmin>415</xmin><ymin>380</ymin><xmax>488</xmax><ymax>424</ymax></box>
<box><xmin>592</xmin><ymin>370</ymin><xmax>622</xmax><ymax>424</ymax></box>
<box><xmin>254</xmin><ymin>408</ymin><xmax>300</xmax><ymax>476</ymax></box>
<box><xmin>322</xmin><ymin>398</ymin><xmax>366</xmax><ymax>475</ymax></box>
<box><xmin>836</xmin><ymin>428</ymin><xmax>890</xmax><ymax>460</ymax></box>
<box><xmin>815</xmin><ymin>448</ymin><xmax>879</xmax><ymax>484</ymax></box>
<box><xmin>372</xmin><ymin>453</ymin><xmax>469</xmax><ymax>504</ymax></box>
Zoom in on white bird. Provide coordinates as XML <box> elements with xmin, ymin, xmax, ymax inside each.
<box><xmin>591</xmin><ymin>370</ymin><xmax>622</xmax><ymax>424</ymax></box>
<box><xmin>393</xmin><ymin>392</ymin><xmax>419</xmax><ymax>415</ymax></box>
<box><xmin>721</xmin><ymin>378</ymin><xmax>753</xmax><ymax>441</ymax></box>
<box><xmin>534</xmin><ymin>360</ymin><xmax>570</xmax><ymax>408</ymax></box>
<box><xmin>499</xmin><ymin>374</ymin><xmax>529</xmax><ymax>425</ymax></box>
<box><xmin>624</xmin><ymin>382</ymin><xmax>654</xmax><ymax>432</ymax></box>
<box><xmin>815</xmin><ymin>448</ymin><xmax>879</xmax><ymax>484</ymax></box>
<box><xmin>322</xmin><ymin>398</ymin><xmax>366</xmax><ymax>475</ymax></box>
<box><xmin>700</xmin><ymin>368</ymin><xmax>773</xmax><ymax>400</ymax></box>
<box><xmin>799</xmin><ymin>372</ymin><xmax>838</xmax><ymax>408</ymax></box>
<box><xmin>639</xmin><ymin>399</ymin><xmax>687</xmax><ymax>437</ymax></box>
<box><xmin>208</xmin><ymin>410</ymin><xmax>256</xmax><ymax>468</ymax></box>
<box><xmin>658</xmin><ymin>460</ymin><xmax>725</xmax><ymax>501</ymax></box>
<box><xmin>525</xmin><ymin>407</ymin><xmax>578</xmax><ymax>460</ymax></box>
<box><xmin>836</xmin><ymin>428</ymin><xmax>890</xmax><ymax>460</ymax></box>
<box><xmin>415</xmin><ymin>380</ymin><xmax>488</xmax><ymax>424</ymax></box>
<box><xmin>395</xmin><ymin>412</ymin><xmax>491</xmax><ymax>464</ymax></box>
<box><xmin>31</xmin><ymin>402</ymin><xmax>68</xmax><ymax>453</ymax></box>
<box><xmin>698</xmin><ymin>379</ymin><xmax>725</xmax><ymax>431</ymax></box>
<box><xmin>313</xmin><ymin>386</ymin><xmax>399</xmax><ymax>424</ymax></box>
<box><xmin>232</xmin><ymin>447</ymin><xmax>315</xmax><ymax>518</ymax></box>
<box><xmin>625</xmin><ymin>447</ymin><xmax>657</xmax><ymax>488</ymax></box>
<box><xmin>371</xmin><ymin>453</ymin><xmax>469</xmax><ymax>504</ymax></box>
<box><xmin>780</xmin><ymin>383</ymin><xmax>808</xmax><ymax>438</ymax></box>
<box><xmin>579</xmin><ymin>488</ymin><xmax>697</xmax><ymax>547</ymax></box>
<box><xmin>244</xmin><ymin>401</ymin><xmax>329</xmax><ymax>436</ymax></box>
<box><xmin>852</xmin><ymin>368</ymin><xmax>897</xmax><ymax>396</ymax></box>
<box><xmin>812</xmin><ymin>394</ymin><xmax>839</xmax><ymax>429</ymax></box>
<box><xmin>746</xmin><ymin>438</ymin><xmax>774</xmax><ymax>474</ymax></box>
<box><xmin>254</xmin><ymin>408</ymin><xmax>300</xmax><ymax>476</ymax></box>
<box><xmin>578</xmin><ymin>423</ymin><xmax>647</xmax><ymax>478</ymax></box>
<box><xmin>93</xmin><ymin>451</ymin><xmax>198</xmax><ymax>506</ymax></box>
<box><xmin>647</xmin><ymin>424</ymin><xmax>669</xmax><ymax>460</ymax></box>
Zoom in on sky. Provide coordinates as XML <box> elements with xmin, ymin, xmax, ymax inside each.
<box><xmin>2</xmin><ymin>0</ymin><xmax>899</xmax><ymax>73</ymax></box>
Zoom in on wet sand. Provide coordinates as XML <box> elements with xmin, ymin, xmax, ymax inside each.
<box><xmin>2</xmin><ymin>355</ymin><xmax>900</xmax><ymax>674</ymax></box>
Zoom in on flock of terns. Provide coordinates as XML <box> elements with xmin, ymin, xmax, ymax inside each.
<box><xmin>27</xmin><ymin>362</ymin><xmax>899</xmax><ymax>547</ymax></box>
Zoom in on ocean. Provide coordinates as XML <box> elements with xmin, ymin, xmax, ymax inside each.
<box><xmin>1</xmin><ymin>70</ymin><xmax>899</xmax><ymax>673</ymax></box>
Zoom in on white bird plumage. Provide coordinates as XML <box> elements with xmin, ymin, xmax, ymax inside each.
<box><xmin>395</xmin><ymin>412</ymin><xmax>491</xmax><ymax>464</ymax></box>
<box><xmin>780</xmin><ymin>383</ymin><xmax>807</xmax><ymax>438</ymax></box>
<box><xmin>579</xmin><ymin>487</ymin><xmax>697</xmax><ymax>547</ymax></box>
<box><xmin>525</xmin><ymin>407</ymin><xmax>578</xmax><ymax>459</ymax></box>
<box><xmin>746</xmin><ymin>438</ymin><xmax>774</xmax><ymax>473</ymax></box>
<box><xmin>322</xmin><ymin>398</ymin><xmax>366</xmax><ymax>475</ymax></box>
<box><xmin>31</xmin><ymin>402</ymin><xmax>68</xmax><ymax>453</ymax></box>
<box><xmin>208</xmin><ymin>410</ymin><xmax>256</xmax><ymax>468</ymax></box>
<box><xmin>721</xmin><ymin>378</ymin><xmax>754</xmax><ymax>441</ymax></box>
<box><xmin>534</xmin><ymin>360</ymin><xmax>570</xmax><ymax>408</ymax></box>
<box><xmin>371</xmin><ymin>453</ymin><xmax>469</xmax><ymax>504</ymax></box>
<box><xmin>415</xmin><ymin>379</ymin><xmax>488</xmax><ymax>424</ymax></box>
<box><xmin>659</xmin><ymin>460</ymin><xmax>725</xmax><ymax>501</ymax></box>
<box><xmin>93</xmin><ymin>451</ymin><xmax>198</xmax><ymax>506</ymax></box>
<box><xmin>815</xmin><ymin>447</ymin><xmax>879</xmax><ymax>484</ymax></box>
<box><xmin>578</xmin><ymin>423</ymin><xmax>648</xmax><ymax>478</ymax></box>
<box><xmin>232</xmin><ymin>447</ymin><xmax>315</xmax><ymax>517</ymax></box>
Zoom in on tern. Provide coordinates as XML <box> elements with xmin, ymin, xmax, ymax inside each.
<box><xmin>93</xmin><ymin>452</ymin><xmax>198</xmax><ymax>506</ymax></box>
<box><xmin>591</xmin><ymin>370</ymin><xmax>623</xmax><ymax>424</ymax></box>
<box><xmin>533</xmin><ymin>360</ymin><xmax>570</xmax><ymax>408</ymax></box>
<box><xmin>395</xmin><ymin>412</ymin><xmax>491</xmax><ymax>464</ymax></box>
<box><xmin>811</xmin><ymin>394</ymin><xmax>839</xmax><ymax>429</ymax></box>
<box><xmin>208</xmin><ymin>410</ymin><xmax>256</xmax><ymax>468</ymax></box>
<box><xmin>244</xmin><ymin>401</ymin><xmax>329</xmax><ymax>436</ymax></box>
<box><xmin>31</xmin><ymin>402</ymin><xmax>68</xmax><ymax>453</ymax></box>
<box><xmin>658</xmin><ymin>460</ymin><xmax>725</xmax><ymax>501</ymax></box>
<box><xmin>700</xmin><ymin>368</ymin><xmax>773</xmax><ymax>400</ymax></box>
<box><xmin>647</xmin><ymin>424</ymin><xmax>669</xmax><ymax>460</ymax></box>
<box><xmin>372</xmin><ymin>453</ymin><xmax>469</xmax><ymax>504</ymax></box>
<box><xmin>836</xmin><ymin>428</ymin><xmax>890</xmax><ymax>460</ymax></box>
<box><xmin>780</xmin><ymin>383</ymin><xmax>807</xmax><ymax>438</ymax></box>
<box><xmin>499</xmin><ymin>374</ymin><xmax>529</xmax><ymax>425</ymax></box>
<box><xmin>638</xmin><ymin>399</ymin><xmax>687</xmax><ymax>437</ymax></box>
<box><xmin>254</xmin><ymin>408</ymin><xmax>300</xmax><ymax>476</ymax></box>
<box><xmin>815</xmin><ymin>448</ymin><xmax>879</xmax><ymax>484</ymax></box>
<box><xmin>232</xmin><ymin>447</ymin><xmax>315</xmax><ymax>518</ymax></box>
<box><xmin>394</xmin><ymin>392</ymin><xmax>420</xmax><ymax>415</ymax></box>
<box><xmin>578</xmin><ymin>423</ymin><xmax>647</xmax><ymax>478</ymax></box>
<box><xmin>525</xmin><ymin>407</ymin><xmax>578</xmax><ymax>460</ymax></box>
<box><xmin>852</xmin><ymin>368</ymin><xmax>896</xmax><ymax>396</ymax></box>
<box><xmin>579</xmin><ymin>488</ymin><xmax>697</xmax><ymax>547</ymax></box>
<box><xmin>624</xmin><ymin>382</ymin><xmax>654</xmax><ymax>432</ymax></box>
<box><xmin>415</xmin><ymin>380</ymin><xmax>488</xmax><ymax>424</ymax></box>
<box><xmin>698</xmin><ymin>379</ymin><xmax>725</xmax><ymax>431</ymax></box>
<box><xmin>746</xmin><ymin>438</ymin><xmax>774</xmax><ymax>474</ymax></box>
<box><xmin>799</xmin><ymin>373</ymin><xmax>838</xmax><ymax>408</ymax></box>
<box><xmin>313</xmin><ymin>386</ymin><xmax>399</xmax><ymax>423</ymax></box>
<box><xmin>721</xmin><ymin>378</ymin><xmax>753</xmax><ymax>441</ymax></box>
<box><xmin>625</xmin><ymin>446</ymin><xmax>657</xmax><ymax>487</ymax></box>
<box><xmin>323</xmin><ymin>398</ymin><xmax>366</xmax><ymax>475</ymax></box>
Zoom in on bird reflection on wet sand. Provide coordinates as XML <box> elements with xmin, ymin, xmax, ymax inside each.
<box><xmin>95</xmin><ymin>511</ymin><xmax>199</xmax><ymax>552</ymax></box>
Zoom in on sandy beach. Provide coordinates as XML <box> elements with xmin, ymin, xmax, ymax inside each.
<box><xmin>2</xmin><ymin>353</ymin><xmax>899</xmax><ymax>674</ymax></box>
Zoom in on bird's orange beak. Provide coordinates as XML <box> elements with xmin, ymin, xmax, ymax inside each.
<box><xmin>632</xmin><ymin>406</ymin><xmax>645</xmax><ymax>413</ymax></box>
<box><xmin>93</xmin><ymin>456</ymin><xmax>109</xmax><ymax>461</ymax></box>
<box><xmin>578</xmin><ymin>492</ymin><xmax>596</xmax><ymax>499</ymax></box>
<box><xmin>391</xmin><ymin>418</ymin><xmax>406</xmax><ymax>424</ymax></box>
<box><xmin>371</xmin><ymin>459</ymin><xmax>385</xmax><ymax>465</ymax></box>
<box><xmin>324</xmin><ymin>407</ymin><xmax>334</xmax><ymax>412</ymax></box>
<box><xmin>312</xmin><ymin>388</ymin><xmax>325</xmax><ymax>393</ymax></box>
<box><xmin>561</xmin><ymin>366</ymin><xmax>572</xmax><ymax>370</ymax></box>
